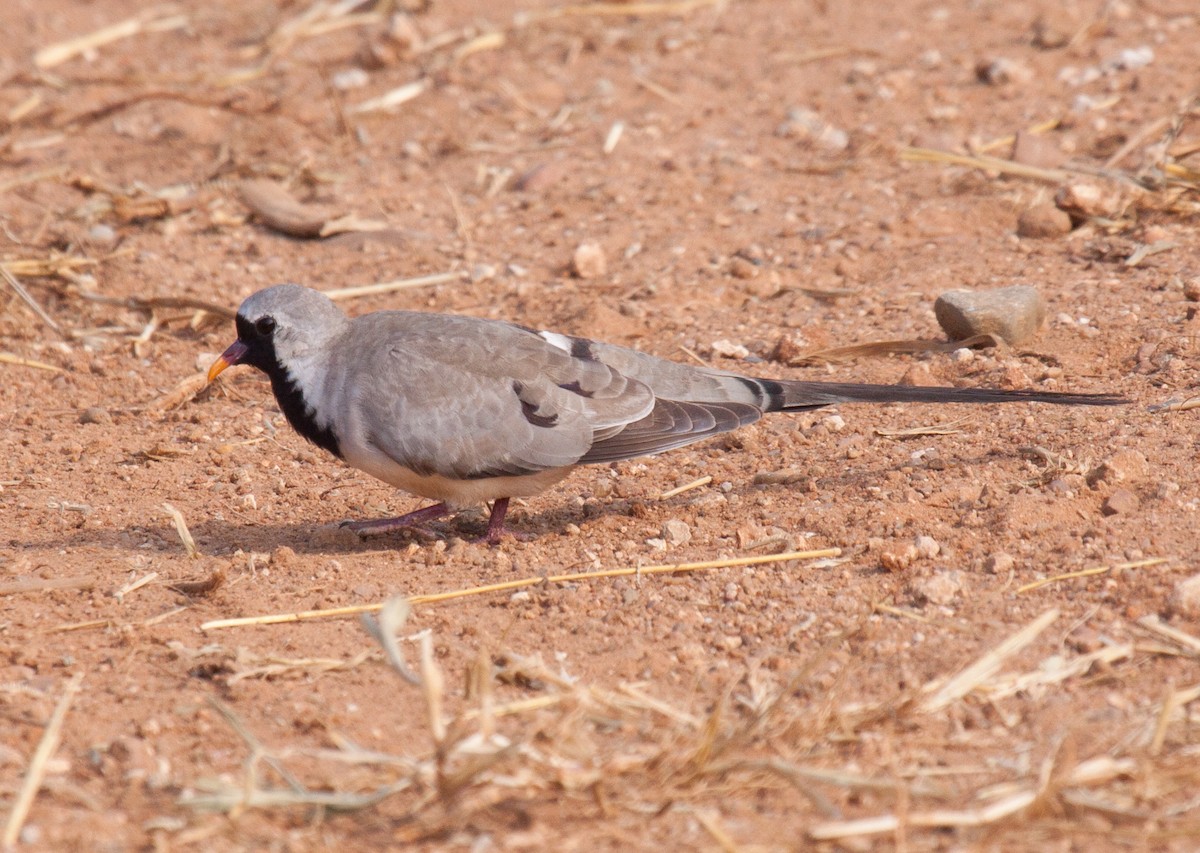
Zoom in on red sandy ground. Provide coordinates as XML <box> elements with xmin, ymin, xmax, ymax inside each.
<box><xmin>2</xmin><ymin>0</ymin><xmax>1200</xmax><ymax>849</ymax></box>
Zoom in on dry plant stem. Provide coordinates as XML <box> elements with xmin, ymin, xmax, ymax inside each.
<box><xmin>1</xmin><ymin>264</ymin><xmax>64</xmax><ymax>337</ymax></box>
<box><xmin>659</xmin><ymin>475</ymin><xmax>712</xmax><ymax>499</ymax></box>
<box><xmin>792</xmin><ymin>334</ymin><xmax>1001</xmax><ymax>365</ymax></box>
<box><xmin>1138</xmin><ymin>615</ymin><xmax>1200</xmax><ymax>655</ymax></box>
<box><xmin>532</xmin><ymin>0</ymin><xmax>723</xmax><ymax>20</ymax></box>
<box><xmin>902</xmin><ymin>146</ymin><xmax>1073</xmax><ymax>183</ymax></box>
<box><xmin>1150</xmin><ymin>683</ymin><xmax>1200</xmax><ymax>755</ymax></box>
<box><xmin>324</xmin><ymin>271</ymin><xmax>463</xmax><ymax>300</ymax></box>
<box><xmin>810</xmin><ymin>789</ymin><xmax>1038</xmax><ymax>840</ymax></box>
<box><xmin>75</xmin><ymin>290</ymin><xmax>236</xmax><ymax>320</ymax></box>
<box><xmin>2</xmin><ymin>673</ymin><xmax>84</xmax><ymax>848</ymax></box>
<box><xmin>359</xmin><ymin>597</ymin><xmax>421</xmax><ymax>685</ymax></box>
<box><xmin>921</xmin><ymin>608</ymin><xmax>1059</xmax><ymax>712</ymax></box>
<box><xmin>163</xmin><ymin>502</ymin><xmax>200</xmax><ymax>558</ymax></box>
<box><xmin>208</xmin><ymin>698</ymin><xmax>306</xmax><ymax>795</ymax></box>
<box><xmin>34</xmin><ymin>9</ymin><xmax>188</xmax><ymax>68</ymax></box>
<box><xmin>0</xmin><ymin>576</ymin><xmax>94</xmax><ymax>595</ymax></box>
<box><xmin>1016</xmin><ymin>557</ymin><xmax>1168</xmax><ymax>594</ymax></box>
<box><xmin>0</xmin><ymin>352</ymin><xmax>61</xmax><ymax>374</ymax></box>
<box><xmin>200</xmin><ymin>549</ymin><xmax>841</xmax><ymax>630</ymax></box>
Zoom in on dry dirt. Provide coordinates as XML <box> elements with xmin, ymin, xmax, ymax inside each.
<box><xmin>3</xmin><ymin>0</ymin><xmax>1200</xmax><ymax>850</ymax></box>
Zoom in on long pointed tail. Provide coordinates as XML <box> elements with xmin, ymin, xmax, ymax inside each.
<box><xmin>752</xmin><ymin>379</ymin><xmax>1127</xmax><ymax>412</ymax></box>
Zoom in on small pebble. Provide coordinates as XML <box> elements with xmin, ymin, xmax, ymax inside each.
<box><xmin>1183</xmin><ymin>277</ymin><xmax>1200</xmax><ymax>302</ymax></box>
<box><xmin>975</xmin><ymin>57</ymin><xmax>1033</xmax><ymax>85</ymax></box>
<box><xmin>723</xmin><ymin>582</ymin><xmax>739</xmax><ymax>602</ymax></box>
<box><xmin>1017</xmin><ymin>202</ymin><xmax>1072</xmax><ymax>238</ymax></box>
<box><xmin>571</xmin><ymin>242</ymin><xmax>607</xmax><ymax>279</ymax></box>
<box><xmin>983</xmin><ymin>552</ymin><xmax>1015</xmax><ymax>574</ymax></box>
<box><xmin>776</xmin><ymin>106</ymin><xmax>849</xmax><ymax>152</ymax></box>
<box><xmin>1102</xmin><ymin>488</ymin><xmax>1139</xmax><ymax>516</ymax></box>
<box><xmin>1086</xmin><ymin>450</ymin><xmax>1149</xmax><ymax>487</ymax></box>
<box><xmin>87</xmin><ymin>224</ymin><xmax>117</xmax><ymax>246</ymax></box>
<box><xmin>661</xmin><ymin>519</ymin><xmax>692</xmax><ymax>546</ymax></box>
<box><xmin>729</xmin><ymin>256</ymin><xmax>759</xmax><ymax>279</ymax></box>
<box><xmin>332</xmin><ymin>67</ymin><xmax>370</xmax><ymax>90</ymax></box>
<box><xmin>1169</xmin><ymin>574</ymin><xmax>1200</xmax><ymax>619</ymax></box>
<box><xmin>1055</xmin><ymin>182</ymin><xmax>1128</xmax><ymax>220</ymax></box>
<box><xmin>908</xmin><ymin>570</ymin><xmax>964</xmax><ymax>606</ymax></box>
<box><xmin>79</xmin><ymin>406</ymin><xmax>112</xmax><ymax>425</ymax></box>
<box><xmin>934</xmin><ymin>285</ymin><xmax>1046</xmax><ymax>345</ymax></box>
<box><xmin>711</xmin><ymin>339</ymin><xmax>750</xmax><ymax>359</ymax></box>
<box><xmin>880</xmin><ymin>544</ymin><xmax>918</xmax><ymax>573</ymax></box>
<box><xmin>914</xmin><ymin>535</ymin><xmax>940</xmax><ymax>560</ymax></box>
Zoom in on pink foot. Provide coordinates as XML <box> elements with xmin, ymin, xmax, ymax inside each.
<box><xmin>340</xmin><ymin>502</ymin><xmax>450</xmax><ymax>538</ymax></box>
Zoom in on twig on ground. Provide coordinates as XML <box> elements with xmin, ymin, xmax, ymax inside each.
<box><xmin>2</xmin><ymin>673</ymin><xmax>84</xmax><ymax>847</ymax></box>
<box><xmin>200</xmin><ymin>548</ymin><xmax>841</xmax><ymax>630</ymax></box>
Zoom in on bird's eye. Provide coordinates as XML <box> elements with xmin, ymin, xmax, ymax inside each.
<box><xmin>254</xmin><ymin>316</ymin><xmax>276</xmax><ymax>336</ymax></box>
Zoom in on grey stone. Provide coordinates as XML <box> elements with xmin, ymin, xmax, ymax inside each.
<box><xmin>934</xmin><ymin>285</ymin><xmax>1046</xmax><ymax>345</ymax></box>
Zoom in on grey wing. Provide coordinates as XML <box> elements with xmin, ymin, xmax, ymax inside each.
<box><xmin>539</xmin><ymin>331</ymin><xmax>768</xmax><ymax>463</ymax></box>
<box><xmin>347</xmin><ymin>313</ymin><xmax>659</xmax><ymax>478</ymax></box>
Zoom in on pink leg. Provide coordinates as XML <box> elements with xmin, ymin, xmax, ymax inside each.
<box><xmin>479</xmin><ymin>497</ymin><xmax>511</xmax><ymax>545</ymax></box>
<box><xmin>341</xmin><ymin>502</ymin><xmax>451</xmax><ymax>537</ymax></box>
<box><xmin>477</xmin><ymin>497</ymin><xmax>538</xmax><ymax>545</ymax></box>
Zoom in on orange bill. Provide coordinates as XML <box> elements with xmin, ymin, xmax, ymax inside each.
<box><xmin>207</xmin><ymin>340</ymin><xmax>249</xmax><ymax>383</ymax></box>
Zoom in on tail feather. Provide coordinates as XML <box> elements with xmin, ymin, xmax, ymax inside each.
<box><xmin>759</xmin><ymin>380</ymin><xmax>1127</xmax><ymax>412</ymax></box>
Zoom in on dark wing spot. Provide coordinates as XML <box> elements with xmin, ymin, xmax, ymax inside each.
<box><xmin>558</xmin><ymin>380</ymin><xmax>594</xmax><ymax>398</ymax></box>
<box><xmin>570</xmin><ymin>337</ymin><xmax>597</xmax><ymax>361</ymax></box>
<box><xmin>512</xmin><ymin>381</ymin><xmax>559</xmax><ymax>428</ymax></box>
<box><xmin>735</xmin><ymin>375</ymin><xmax>786</xmax><ymax>410</ymax></box>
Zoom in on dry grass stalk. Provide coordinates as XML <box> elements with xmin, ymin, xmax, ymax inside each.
<box><xmin>875</xmin><ymin>417</ymin><xmax>970</xmax><ymax>438</ymax></box>
<box><xmin>603</xmin><ymin>121</ymin><xmax>625</xmax><ymax>154</ymax></box>
<box><xmin>34</xmin><ymin>8</ymin><xmax>188</xmax><ymax>68</ymax></box>
<box><xmin>113</xmin><ymin>572</ymin><xmax>158</xmax><ymax>602</ymax></box>
<box><xmin>351</xmin><ymin>79</ymin><xmax>430</xmax><ymax>114</ymax></box>
<box><xmin>0</xmin><ymin>352</ymin><xmax>62</xmax><ymax>374</ymax></box>
<box><xmin>360</xmin><ymin>597</ymin><xmax>421</xmax><ymax>685</ymax></box>
<box><xmin>921</xmin><ymin>608</ymin><xmax>1058</xmax><ymax>712</ymax></box>
<box><xmin>532</xmin><ymin>0</ymin><xmax>724</xmax><ymax>20</ymax></box>
<box><xmin>1</xmin><ymin>264</ymin><xmax>63</xmax><ymax>337</ymax></box>
<box><xmin>0</xmin><ymin>165</ymin><xmax>70</xmax><ymax>195</ymax></box>
<box><xmin>0</xmin><ymin>576</ymin><xmax>95</xmax><ymax>596</ymax></box>
<box><xmin>148</xmin><ymin>372</ymin><xmax>209</xmax><ymax>412</ymax></box>
<box><xmin>1149</xmin><ymin>683</ymin><xmax>1200</xmax><ymax>755</ymax></box>
<box><xmin>984</xmin><ymin>643</ymin><xmax>1133</xmax><ymax>701</ymax></box>
<box><xmin>1149</xmin><ymin>395</ymin><xmax>1200</xmax><ymax>414</ymax></box>
<box><xmin>2</xmin><ymin>673</ymin><xmax>84</xmax><ymax>847</ymax></box>
<box><xmin>199</xmin><ymin>548</ymin><xmax>841</xmax><ymax>631</ymax></box>
<box><xmin>633</xmin><ymin>73</ymin><xmax>684</xmax><ymax>105</ymax></box>
<box><xmin>788</xmin><ymin>333</ymin><xmax>1001</xmax><ymax>365</ymax></box>
<box><xmin>810</xmin><ymin>789</ymin><xmax>1038</xmax><ymax>840</ymax></box>
<box><xmin>454</xmin><ymin>31</ymin><xmax>505</xmax><ymax>63</ymax></box>
<box><xmin>46</xmin><ymin>619</ymin><xmax>112</xmax><ymax>634</ymax></box>
<box><xmin>1137</xmin><ymin>615</ymin><xmax>1200</xmax><ymax>655</ymax></box>
<box><xmin>259</xmin><ymin>0</ymin><xmax>382</xmax><ymax>60</ymax></box>
<box><xmin>659</xmin><ymin>475</ymin><xmax>712</xmax><ymax>499</ymax></box>
<box><xmin>1124</xmin><ymin>239</ymin><xmax>1179</xmax><ymax>267</ymax></box>
<box><xmin>228</xmin><ymin>649</ymin><xmax>373</xmax><ymax>684</ymax></box>
<box><xmin>693</xmin><ymin>808</ymin><xmax>742</xmax><ymax>852</ymax></box>
<box><xmin>324</xmin><ymin>271</ymin><xmax>464</xmax><ymax>300</ymax></box>
<box><xmin>237</xmin><ymin>179</ymin><xmax>389</xmax><ymax>239</ymax></box>
<box><xmin>1017</xmin><ymin>557</ymin><xmax>1168</xmax><ymax>594</ymax></box>
<box><xmin>167</xmin><ymin>565</ymin><xmax>227</xmax><ymax>597</ymax></box>
<box><xmin>902</xmin><ymin>145</ymin><xmax>1073</xmax><ymax>183</ymax></box>
<box><xmin>162</xmin><ymin>503</ymin><xmax>199</xmax><ymax>558</ymax></box>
